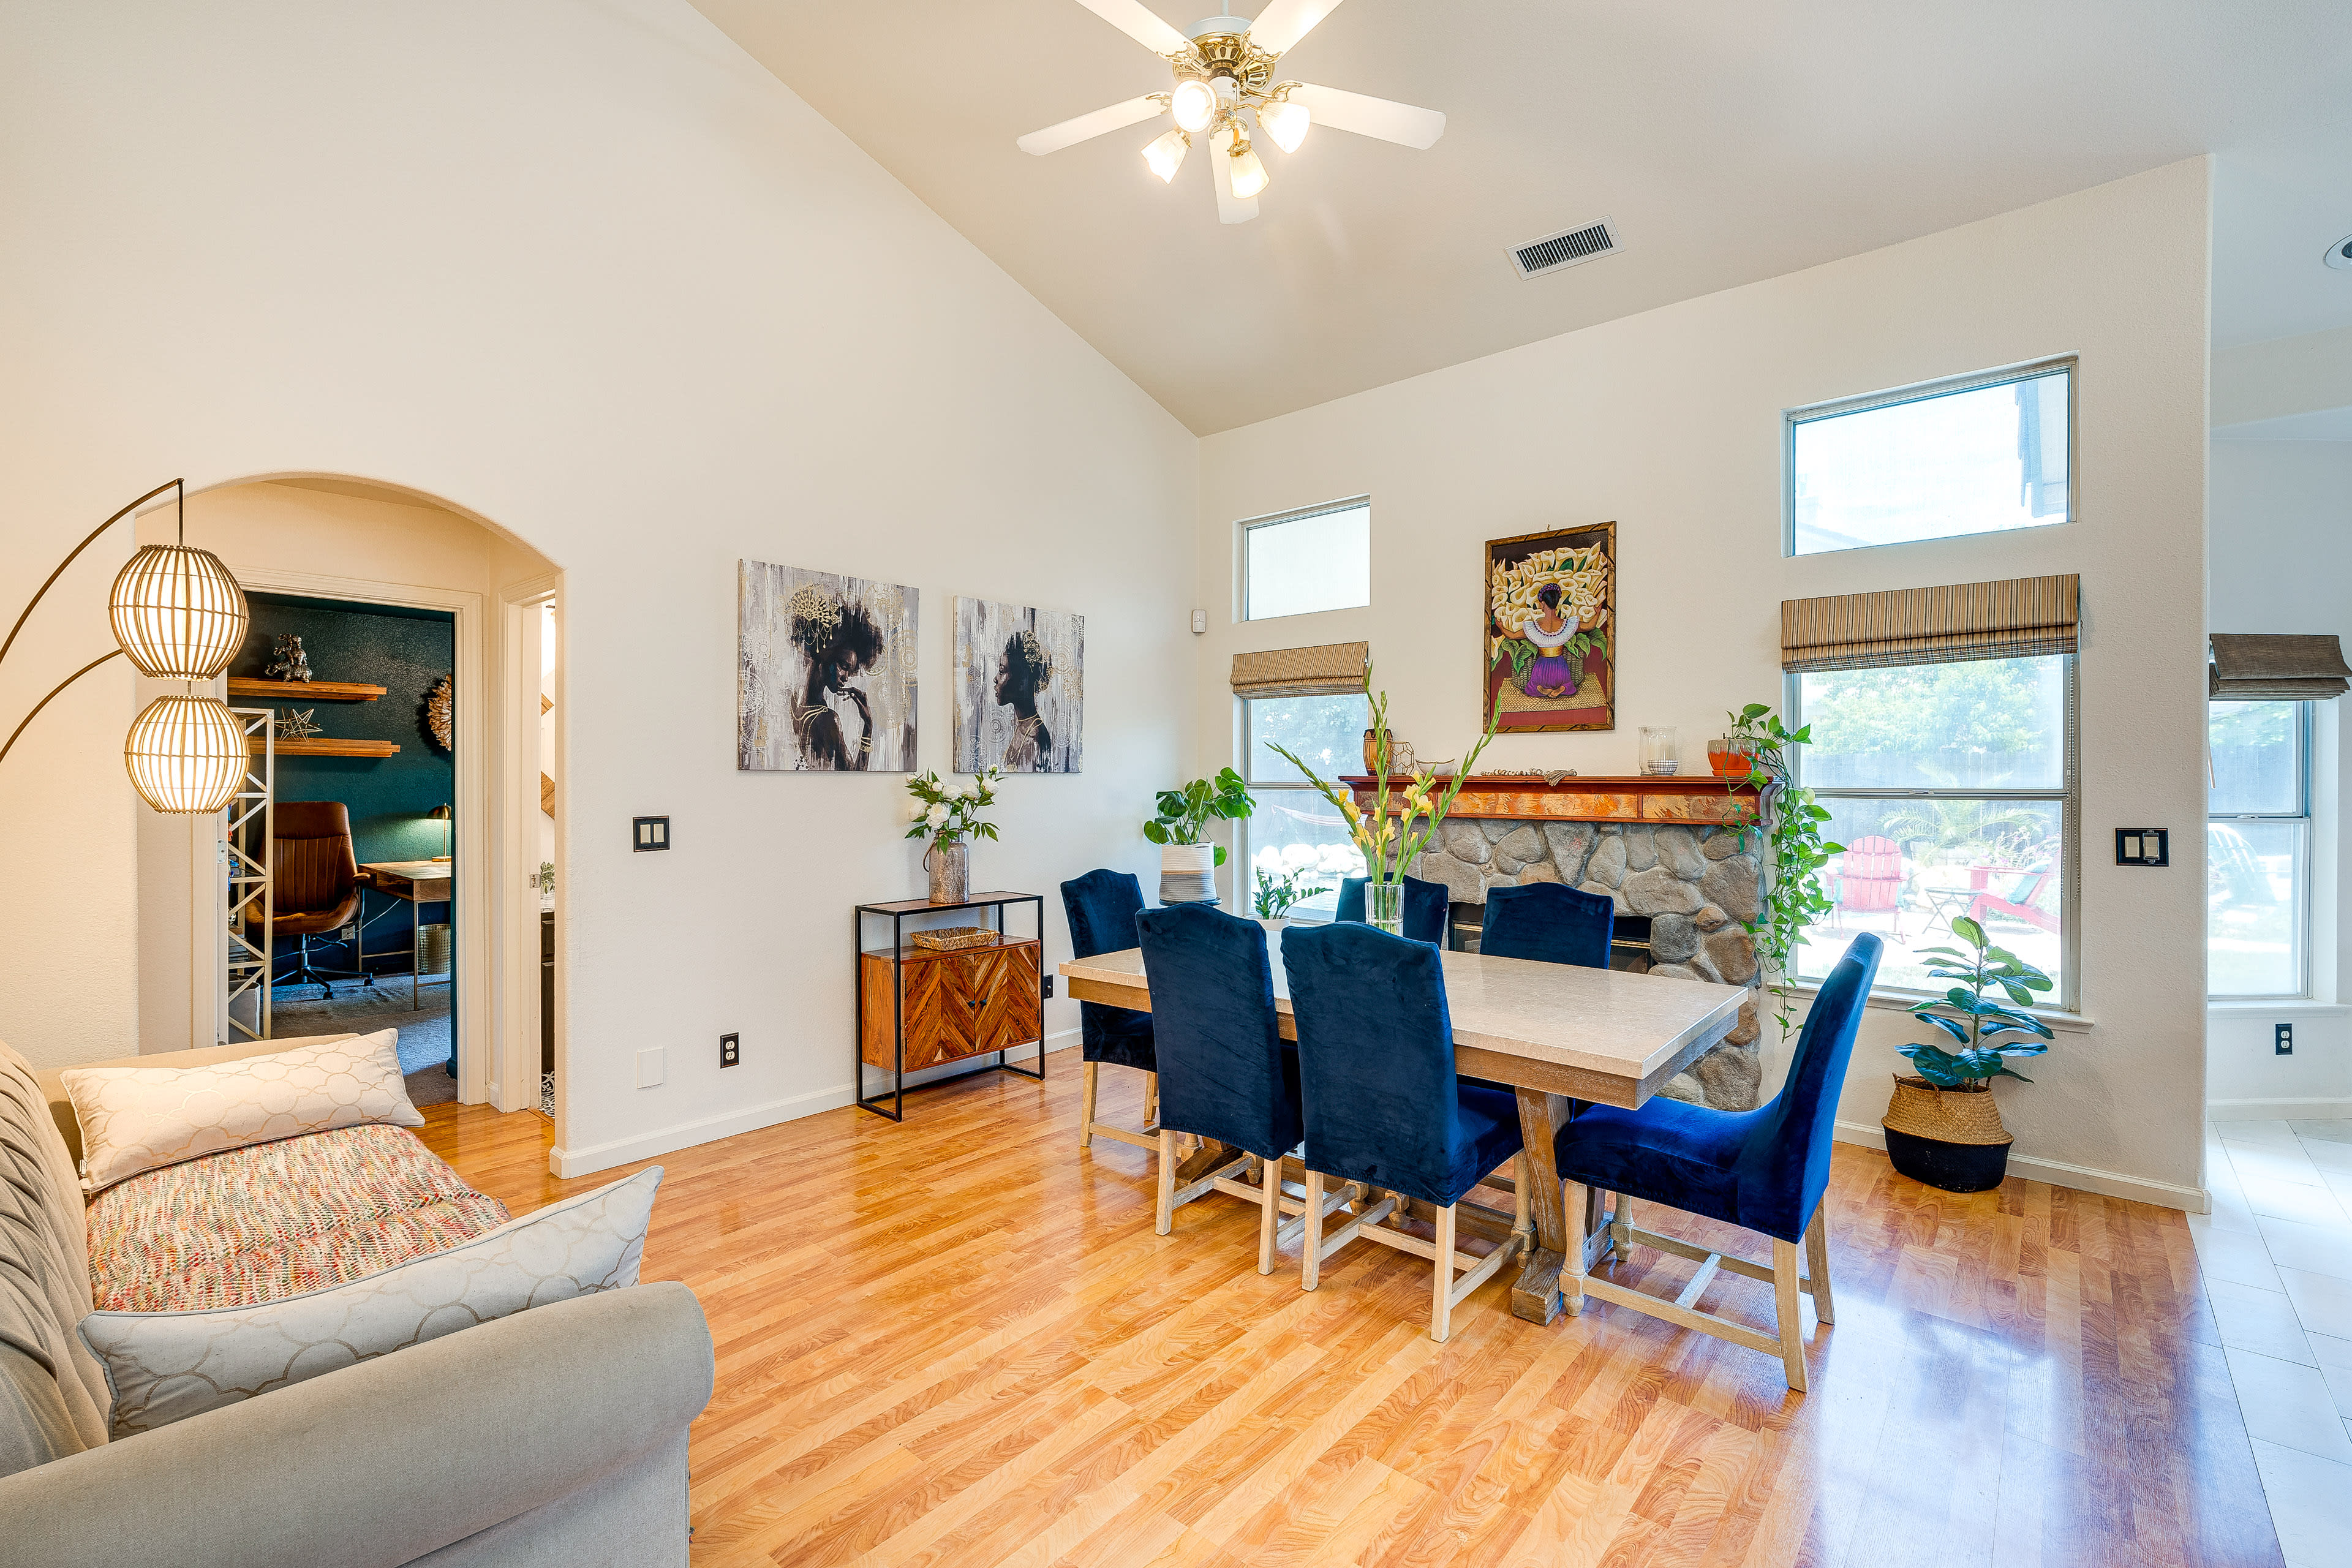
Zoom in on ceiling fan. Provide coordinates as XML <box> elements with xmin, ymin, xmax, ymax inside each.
<box><xmin>1016</xmin><ymin>0</ymin><xmax>1445</xmax><ymax>224</ymax></box>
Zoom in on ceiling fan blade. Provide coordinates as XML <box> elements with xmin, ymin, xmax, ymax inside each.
<box><xmin>1069</xmin><ymin>0</ymin><xmax>1189</xmax><ymax>56</ymax></box>
<box><xmin>1211</xmin><ymin>126</ymin><xmax>1259</xmax><ymax>225</ymax></box>
<box><xmin>1017</xmin><ymin>95</ymin><xmax>1167</xmax><ymax>156</ymax></box>
<box><xmin>1285</xmin><ymin>83</ymin><xmax>1446</xmax><ymax>149</ymax></box>
<box><xmin>1246</xmin><ymin>0</ymin><xmax>1346</xmax><ymax>56</ymax></box>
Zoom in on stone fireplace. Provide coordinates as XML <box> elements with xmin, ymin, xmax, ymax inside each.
<box><xmin>1344</xmin><ymin>774</ymin><xmax>1768</xmax><ymax>1112</ymax></box>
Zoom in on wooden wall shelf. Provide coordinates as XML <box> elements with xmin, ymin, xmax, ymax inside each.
<box><xmin>248</xmin><ymin>737</ymin><xmax>401</xmax><ymax>758</ymax></box>
<box><xmin>227</xmin><ymin>678</ymin><xmax>386</xmax><ymax>701</ymax></box>
<box><xmin>1341</xmin><ymin>772</ymin><xmax>1759</xmax><ymax>826</ymax></box>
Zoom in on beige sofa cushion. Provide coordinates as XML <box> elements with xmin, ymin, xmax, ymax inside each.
<box><xmin>0</xmin><ymin>1041</ymin><xmax>110</xmax><ymax>1475</ymax></box>
<box><xmin>36</xmin><ymin>1033</ymin><xmax>360</xmax><ymax>1168</ymax></box>
<box><xmin>62</xmin><ymin>1030</ymin><xmax>421</xmax><ymax>1192</ymax></box>
<box><xmin>80</xmin><ymin>1167</ymin><xmax>660</xmax><ymax>1437</ymax></box>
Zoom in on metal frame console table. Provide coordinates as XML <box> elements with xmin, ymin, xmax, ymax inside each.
<box><xmin>854</xmin><ymin>891</ymin><xmax>1047</xmax><ymax>1121</ymax></box>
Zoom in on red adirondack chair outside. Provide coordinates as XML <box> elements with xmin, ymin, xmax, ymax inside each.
<box><xmin>1966</xmin><ymin>865</ymin><xmax>2059</xmax><ymax>933</ymax></box>
<box><xmin>1829</xmin><ymin>835</ymin><xmax>1905</xmax><ymax>934</ymax></box>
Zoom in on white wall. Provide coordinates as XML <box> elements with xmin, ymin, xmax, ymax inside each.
<box><xmin>2207</xmin><ymin>437</ymin><xmax>2352</xmax><ymax>1115</ymax></box>
<box><xmin>1195</xmin><ymin>160</ymin><xmax>2214</xmax><ymax>1208</ymax></box>
<box><xmin>0</xmin><ymin>0</ymin><xmax>1198</xmax><ymax>1174</ymax></box>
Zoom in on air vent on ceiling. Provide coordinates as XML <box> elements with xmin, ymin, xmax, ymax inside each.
<box><xmin>1510</xmin><ymin>218</ymin><xmax>1620</xmax><ymax>279</ymax></box>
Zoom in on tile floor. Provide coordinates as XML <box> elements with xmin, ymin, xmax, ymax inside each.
<box><xmin>2201</xmin><ymin>1115</ymin><xmax>2352</xmax><ymax>1567</ymax></box>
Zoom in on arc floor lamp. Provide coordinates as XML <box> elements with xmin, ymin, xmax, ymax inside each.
<box><xmin>1</xmin><ymin>479</ymin><xmax>254</xmax><ymax>813</ymax></box>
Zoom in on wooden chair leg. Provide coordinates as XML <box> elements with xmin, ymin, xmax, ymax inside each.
<box><xmin>1431</xmin><ymin>1202</ymin><xmax>1458</xmax><ymax>1342</ymax></box>
<box><xmin>1143</xmin><ymin>1071</ymin><xmax>1158</xmax><ymax>1128</ymax></box>
<box><xmin>1610</xmin><ymin>1191</ymin><xmax>1634</xmax><ymax>1262</ymax></box>
<box><xmin>1303</xmin><ymin>1169</ymin><xmax>1326</xmax><ymax>1291</ymax></box>
<box><xmin>1155</xmin><ymin>1128</ymin><xmax>1178</xmax><ymax>1237</ymax></box>
<box><xmin>1772</xmin><ymin>1237</ymin><xmax>1808</xmax><ymax>1392</ymax></box>
<box><xmin>1080</xmin><ymin>1061</ymin><xmax>1099</xmax><ymax>1150</ymax></box>
<box><xmin>1257</xmin><ymin>1156</ymin><xmax>1281</xmax><ymax>1275</ymax></box>
<box><xmin>1804</xmin><ymin>1205</ymin><xmax>1836</xmax><ymax>1325</ymax></box>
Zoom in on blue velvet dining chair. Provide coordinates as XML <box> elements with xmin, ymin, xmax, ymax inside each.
<box><xmin>1061</xmin><ymin>870</ymin><xmax>1158</xmax><ymax>1155</ymax></box>
<box><xmin>1551</xmin><ymin>932</ymin><xmax>1882</xmax><ymax>1391</ymax></box>
<box><xmin>1134</xmin><ymin>904</ymin><xmax>1307</xmax><ymax>1272</ymax></box>
<box><xmin>1334</xmin><ymin>874</ymin><xmax>1450</xmax><ymax>946</ymax></box>
<box><xmin>1479</xmin><ymin>881</ymin><xmax>1615</xmax><ymax>968</ymax></box>
<box><xmin>1280</xmin><ymin>921</ymin><xmax>1531</xmax><ymax>1341</ymax></box>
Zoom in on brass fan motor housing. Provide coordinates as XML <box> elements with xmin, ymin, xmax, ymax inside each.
<box><xmin>1174</xmin><ymin>30</ymin><xmax>1276</xmax><ymax>96</ymax></box>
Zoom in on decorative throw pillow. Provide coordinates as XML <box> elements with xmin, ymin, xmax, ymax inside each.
<box><xmin>78</xmin><ymin>1166</ymin><xmax>660</xmax><ymax>1437</ymax></box>
<box><xmin>62</xmin><ymin>1029</ymin><xmax>423</xmax><ymax>1192</ymax></box>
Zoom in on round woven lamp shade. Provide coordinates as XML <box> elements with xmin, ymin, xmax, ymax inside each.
<box><xmin>124</xmin><ymin>695</ymin><xmax>247</xmax><ymax>813</ymax></box>
<box><xmin>108</xmin><ymin>544</ymin><xmax>249</xmax><ymax>679</ymax></box>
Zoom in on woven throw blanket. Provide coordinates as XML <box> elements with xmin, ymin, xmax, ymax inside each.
<box><xmin>87</xmin><ymin>1125</ymin><xmax>511</xmax><ymax>1313</ymax></box>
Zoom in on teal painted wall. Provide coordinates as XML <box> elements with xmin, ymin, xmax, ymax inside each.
<box><xmin>232</xmin><ymin>594</ymin><xmax>454</xmax><ymax>978</ymax></box>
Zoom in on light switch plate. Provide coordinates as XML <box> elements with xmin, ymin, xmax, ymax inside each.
<box><xmin>636</xmin><ymin>1046</ymin><xmax>665</xmax><ymax>1087</ymax></box>
<box><xmin>633</xmin><ymin>815</ymin><xmax>670</xmax><ymax>852</ymax></box>
<box><xmin>2114</xmin><ymin>827</ymin><xmax>2168</xmax><ymax>866</ymax></box>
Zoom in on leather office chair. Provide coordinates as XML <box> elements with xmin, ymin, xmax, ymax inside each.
<box><xmin>271</xmin><ymin>801</ymin><xmax>368</xmax><ymax>996</ymax></box>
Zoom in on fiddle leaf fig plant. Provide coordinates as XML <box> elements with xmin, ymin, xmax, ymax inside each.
<box><xmin>1142</xmin><ymin>767</ymin><xmax>1254</xmax><ymax>867</ymax></box>
<box><xmin>1899</xmin><ymin>914</ymin><xmax>2054</xmax><ymax>1087</ymax></box>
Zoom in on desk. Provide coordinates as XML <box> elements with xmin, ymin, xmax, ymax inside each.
<box><xmin>360</xmin><ymin>860</ymin><xmax>453</xmax><ymax>1006</ymax></box>
<box><xmin>1060</xmin><ymin>930</ymin><xmax>1746</xmax><ymax>1325</ymax></box>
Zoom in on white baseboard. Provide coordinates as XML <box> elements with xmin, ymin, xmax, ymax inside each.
<box><xmin>551</xmin><ymin>1028</ymin><xmax>1083</xmax><ymax>1178</ymax></box>
<box><xmin>1833</xmin><ymin>1119</ymin><xmax>2209</xmax><ymax>1214</ymax></box>
<box><xmin>2207</xmin><ymin>1096</ymin><xmax>2352</xmax><ymax>1121</ymax></box>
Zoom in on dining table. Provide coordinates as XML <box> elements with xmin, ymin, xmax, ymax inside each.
<box><xmin>1060</xmin><ymin>922</ymin><xmax>1751</xmax><ymax>1324</ymax></box>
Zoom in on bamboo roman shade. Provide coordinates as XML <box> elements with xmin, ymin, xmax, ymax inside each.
<box><xmin>1781</xmin><ymin>575</ymin><xmax>2079</xmax><ymax>673</ymax></box>
<box><xmin>2209</xmin><ymin>634</ymin><xmax>2352</xmax><ymax>701</ymax></box>
<box><xmin>1229</xmin><ymin>641</ymin><xmax>1369</xmax><ymax>698</ymax></box>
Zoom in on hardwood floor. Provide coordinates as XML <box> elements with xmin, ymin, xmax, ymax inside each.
<box><xmin>418</xmin><ymin>1065</ymin><xmax>2283</xmax><ymax>1567</ymax></box>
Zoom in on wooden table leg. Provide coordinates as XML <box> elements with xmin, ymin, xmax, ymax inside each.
<box><xmin>1511</xmin><ymin>1090</ymin><xmax>1576</xmax><ymax>1324</ymax></box>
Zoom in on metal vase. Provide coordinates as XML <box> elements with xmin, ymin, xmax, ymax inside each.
<box><xmin>925</xmin><ymin>838</ymin><xmax>968</xmax><ymax>905</ymax></box>
<box><xmin>1365</xmin><ymin>879</ymin><xmax>1406</xmax><ymax>936</ymax></box>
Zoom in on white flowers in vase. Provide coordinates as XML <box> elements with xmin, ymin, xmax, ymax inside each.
<box><xmin>902</xmin><ymin>768</ymin><xmax>1001</xmax><ymax>848</ymax></box>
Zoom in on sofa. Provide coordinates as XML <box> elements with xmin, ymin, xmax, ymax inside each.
<box><xmin>0</xmin><ymin>1033</ymin><xmax>715</xmax><ymax>1567</ymax></box>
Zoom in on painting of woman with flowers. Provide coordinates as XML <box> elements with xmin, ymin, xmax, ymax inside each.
<box><xmin>1483</xmin><ymin>523</ymin><xmax>1616</xmax><ymax>733</ymax></box>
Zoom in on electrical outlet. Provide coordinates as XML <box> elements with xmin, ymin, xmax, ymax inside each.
<box><xmin>2276</xmin><ymin>1022</ymin><xmax>2294</xmax><ymax>1056</ymax></box>
<box><xmin>1042</xmin><ymin>976</ymin><xmax>1054</xmax><ymax>998</ymax></box>
<box><xmin>720</xmin><ymin>1033</ymin><xmax>740</xmax><ymax>1068</ymax></box>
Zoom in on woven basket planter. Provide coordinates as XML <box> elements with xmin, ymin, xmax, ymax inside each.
<box><xmin>1882</xmin><ymin>1074</ymin><xmax>2012</xmax><ymax>1193</ymax></box>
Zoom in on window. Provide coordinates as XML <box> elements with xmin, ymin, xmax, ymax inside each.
<box><xmin>1791</xmin><ymin>655</ymin><xmax>2075</xmax><ymax>1005</ymax></box>
<box><xmin>1788</xmin><ymin>361</ymin><xmax>2073</xmax><ymax>556</ymax></box>
<box><xmin>1242</xmin><ymin>499</ymin><xmax>1370</xmax><ymax>620</ymax></box>
<box><xmin>2208</xmin><ymin>701</ymin><xmax>2309</xmax><ymax>999</ymax></box>
<box><xmin>1241</xmin><ymin>692</ymin><xmax>1368</xmax><ymax>919</ymax></box>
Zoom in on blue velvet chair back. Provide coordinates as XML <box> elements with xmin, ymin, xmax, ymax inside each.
<box><xmin>1060</xmin><ymin>870</ymin><xmax>1154</xmax><ymax>1071</ymax></box>
<box><xmin>1752</xmin><ymin>932</ymin><xmax>1882</xmax><ymax>1235</ymax></box>
<box><xmin>1479</xmin><ymin>882</ymin><xmax>1614</xmax><ymax>968</ymax></box>
<box><xmin>1136</xmin><ymin>905</ymin><xmax>1301</xmax><ymax>1160</ymax></box>
<box><xmin>1334</xmin><ymin>875</ymin><xmax>1450</xmax><ymax>946</ymax></box>
<box><xmin>1281</xmin><ymin>922</ymin><xmax>1519</xmax><ymax>1208</ymax></box>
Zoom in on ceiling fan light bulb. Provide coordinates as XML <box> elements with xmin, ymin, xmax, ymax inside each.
<box><xmin>1260</xmin><ymin>98</ymin><xmax>1310</xmax><ymax>154</ymax></box>
<box><xmin>1170</xmin><ymin>78</ymin><xmax>1218</xmax><ymax>133</ymax></box>
<box><xmin>1143</xmin><ymin>127</ymin><xmax>1189</xmax><ymax>183</ymax></box>
<box><xmin>1227</xmin><ymin>141</ymin><xmax>1269</xmax><ymax>200</ymax></box>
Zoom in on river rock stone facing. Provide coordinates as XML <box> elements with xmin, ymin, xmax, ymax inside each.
<box><xmin>1412</xmin><ymin>821</ymin><xmax>1766</xmax><ymax>1111</ymax></box>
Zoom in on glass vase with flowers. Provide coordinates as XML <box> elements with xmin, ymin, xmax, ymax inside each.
<box><xmin>1270</xmin><ymin>668</ymin><xmax>1502</xmax><ymax>935</ymax></box>
<box><xmin>903</xmin><ymin>768</ymin><xmax>1001</xmax><ymax>904</ymax></box>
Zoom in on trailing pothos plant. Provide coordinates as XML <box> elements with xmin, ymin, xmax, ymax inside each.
<box><xmin>1142</xmin><ymin>768</ymin><xmax>1255</xmax><ymax>867</ymax></box>
<box><xmin>1900</xmin><ymin>915</ymin><xmax>2054</xmax><ymax>1088</ymax></box>
<box><xmin>1723</xmin><ymin>703</ymin><xmax>1841</xmax><ymax>1039</ymax></box>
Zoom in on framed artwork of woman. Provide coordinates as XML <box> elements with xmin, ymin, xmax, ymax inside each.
<box><xmin>952</xmin><ymin>596</ymin><xmax>1083</xmax><ymax>773</ymax></box>
<box><xmin>1483</xmin><ymin>523</ymin><xmax>1616</xmax><ymax>733</ymax></box>
<box><xmin>737</xmin><ymin>559</ymin><xmax>919</xmax><ymax>771</ymax></box>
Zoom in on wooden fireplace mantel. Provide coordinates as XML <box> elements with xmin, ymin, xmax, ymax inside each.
<box><xmin>1341</xmin><ymin>773</ymin><xmax>1759</xmax><ymax>827</ymax></box>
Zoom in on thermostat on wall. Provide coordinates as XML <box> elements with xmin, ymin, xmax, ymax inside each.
<box><xmin>2115</xmin><ymin>828</ymin><xmax>2167</xmax><ymax>866</ymax></box>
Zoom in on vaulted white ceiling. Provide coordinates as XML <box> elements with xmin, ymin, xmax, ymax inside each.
<box><xmin>693</xmin><ymin>1</ymin><xmax>2352</xmax><ymax>434</ymax></box>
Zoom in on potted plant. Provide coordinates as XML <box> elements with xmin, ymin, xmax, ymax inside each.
<box><xmin>904</xmin><ymin>768</ymin><xmax>1000</xmax><ymax>905</ymax></box>
<box><xmin>1272</xmin><ymin>667</ymin><xmax>1499</xmax><ymax>934</ymax></box>
<box><xmin>1721</xmin><ymin>703</ymin><xmax>1841</xmax><ymax>1041</ymax></box>
<box><xmin>1883</xmin><ymin>914</ymin><xmax>2054</xmax><ymax>1192</ymax></box>
<box><xmin>1252</xmin><ymin>867</ymin><xmax>1328</xmax><ymax>925</ymax></box>
<box><xmin>1142</xmin><ymin>769</ymin><xmax>1254</xmax><ymax>903</ymax></box>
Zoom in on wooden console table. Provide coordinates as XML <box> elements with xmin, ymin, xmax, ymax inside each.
<box><xmin>854</xmin><ymin>892</ymin><xmax>1046</xmax><ymax>1121</ymax></box>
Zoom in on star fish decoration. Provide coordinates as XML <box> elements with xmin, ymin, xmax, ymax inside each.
<box><xmin>273</xmin><ymin>708</ymin><xmax>321</xmax><ymax>741</ymax></box>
